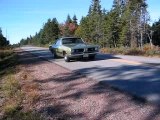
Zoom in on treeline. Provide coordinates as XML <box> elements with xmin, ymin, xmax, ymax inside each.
<box><xmin>0</xmin><ymin>28</ymin><xmax>10</xmax><ymax>48</ymax></box>
<box><xmin>20</xmin><ymin>15</ymin><xmax>78</xmax><ymax>46</ymax></box>
<box><xmin>20</xmin><ymin>0</ymin><xmax>160</xmax><ymax>48</ymax></box>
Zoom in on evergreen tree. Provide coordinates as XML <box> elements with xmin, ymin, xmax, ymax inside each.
<box><xmin>87</xmin><ymin>0</ymin><xmax>103</xmax><ymax>44</ymax></box>
<box><xmin>111</xmin><ymin>0</ymin><xmax>149</xmax><ymax>48</ymax></box>
<box><xmin>122</xmin><ymin>0</ymin><xmax>149</xmax><ymax>48</ymax></box>
<box><xmin>66</xmin><ymin>14</ymin><xmax>72</xmax><ymax>24</ymax></box>
<box><xmin>152</xmin><ymin>19</ymin><xmax>160</xmax><ymax>46</ymax></box>
<box><xmin>90</xmin><ymin>0</ymin><xmax>102</xmax><ymax>14</ymax></box>
<box><xmin>0</xmin><ymin>28</ymin><xmax>9</xmax><ymax>47</ymax></box>
<box><xmin>39</xmin><ymin>18</ymin><xmax>60</xmax><ymax>44</ymax></box>
<box><xmin>73</xmin><ymin>15</ymin><xmax>78</xmax><ymax>26</ymax></box>
<box><xmin>61</xmin><ymin>15</ymin><xmax>78</xmax><ymax>36</ymax></box>
<box><xmin>75</xmin><ymin>17</ymin><xmax>90</xmax><ymax>42</ymax></box>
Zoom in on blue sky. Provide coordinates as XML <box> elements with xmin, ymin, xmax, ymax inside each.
<box><xmin>0</xmin><ymin>0</ymin><xmax>160</xmax><ymax>44</ymax></box>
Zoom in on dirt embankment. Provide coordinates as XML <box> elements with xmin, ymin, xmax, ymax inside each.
<box><xmin>4</xmin><ymin>49</ymin><xmax>159</xmax><ymax>120</ymax></box>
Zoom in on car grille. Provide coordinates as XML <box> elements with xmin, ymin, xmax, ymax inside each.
<box><xmin>74</xmin><ymin>49</ymin><xmax>84</xmax><ymax>53</ymax></box>
<box><xmin>87</xmin><ymin>47</ymin><xmax>95</xmax><ymax>53</ymax></box>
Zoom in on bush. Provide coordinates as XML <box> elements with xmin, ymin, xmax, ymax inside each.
<box><xmin>125</xmin><ymin>48</ymin><xmax>145</xmax><ymax>56</ymax></box>
<box><xmin>100</xmin><ymin>44</ymin><xmax>160</xmax><ymax>57</ymax></box>
<box><xmin>101</xmin><ymin>47</ymin><xmax>127</xmax><ymax>54</ymax></box>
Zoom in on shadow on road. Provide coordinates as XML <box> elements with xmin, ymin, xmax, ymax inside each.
<box><xmin>73</xmin><ymin>64</ymin><xmax>160</xmax><ymax>104</ymax></box>
<box><xmin>34</xmin><ymin>71</ymin><xmax>160</xmax><ymax>120</ymax></box>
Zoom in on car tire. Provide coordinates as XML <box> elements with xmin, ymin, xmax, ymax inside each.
<box><xmin>64</xmin><ymin>54</ymin><xmax>70</xmax><ymax>62</ymax></box>
<box><xmin>51</xmin><ymin>50</ymin><xmax>57</xmax><ymax>59</ymax></box>
<box><xmin>89</xmin><ymin>55</ymin><xmax>95</xmax><ymax>60</ymax></box>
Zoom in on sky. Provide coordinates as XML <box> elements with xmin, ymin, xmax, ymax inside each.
<box><xmin>0</xmin><ymin>0</ymin><xmax>160</xmax><ymax>44</ymax></box>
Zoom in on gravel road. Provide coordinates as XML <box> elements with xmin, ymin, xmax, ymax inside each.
<box><xmin>18</xmin><ymin>48</ymin><xmax>160</xmax><ymax>120</ymax></box>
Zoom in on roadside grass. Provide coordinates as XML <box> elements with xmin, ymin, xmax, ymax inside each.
<box><xmin>0</xmin><ymin>49</ymin><xmax>13</xmax><ymax>60</ymax></box>
<box><xmin>1</xmin><ymin>73</ymin><xmax>23</xmax><ymax>118</ymax></box>
<box><xmin>0</xmin><ymin>49</ymin><xmax>43</xmax><ymax>120</ymax></box>
<box><xmin>101</xmin><ymin>44</ymin><xmax>160</xmax><ymax>57</ymax></box>
<box><xmin>21</xmin><ymin>72</ymin><xmax>40</xmax><ymax>105</ymax></box>
<box><xmin>43</xmin><ymin>44</ymin><xmax>50</xmax><ymax>48</ymax></box>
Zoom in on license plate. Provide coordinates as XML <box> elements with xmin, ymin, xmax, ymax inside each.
<box><xmin>83</xmin><ymin>54</ymin><xmax>89</xmax><ymax>57</ymax></box>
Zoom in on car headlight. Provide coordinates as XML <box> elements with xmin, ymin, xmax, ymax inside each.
<box><xmin>95</xmin><ymin>47</ymin><xmax>98</xmax><ymax>51</ymax></box>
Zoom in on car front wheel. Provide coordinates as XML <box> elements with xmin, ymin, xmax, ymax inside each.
<box><xmin>89</xmin><ymin>55</ymin><xmax>95</xmax><ymax>60</ymax></box>
<box><xmin>64</xmin><ymin>54</ymin><xmax>70</xmax><ymax>62</ymax></box>
<box><xmin>51</xmin><ymin>50</ymin><xmax>57</xmax><ymax>59</ymax></box>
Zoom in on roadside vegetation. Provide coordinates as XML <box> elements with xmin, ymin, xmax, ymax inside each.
<box><xmin>101</xmin><ymin>44</ymin><xmax>160</xmax><ymax>57</ymax></box>
<box><xmin>0</xmin><ymin>29</ymin><xmax>42</xmax><ymax>119</ymax></box>
<box><xmin>0</xmin><ymin>49</ymin><xmax>43</xmax><ymax>120</ymax></box>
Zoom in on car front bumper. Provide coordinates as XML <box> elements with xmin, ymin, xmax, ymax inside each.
<box><xmin>68</xmin><ymin>52</ymin><xmax>99</xmax><ymax>58</ymax></box>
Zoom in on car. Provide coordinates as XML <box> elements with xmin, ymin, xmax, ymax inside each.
<box><xmin>49</xmin><ymin>37</ymin><xmax>99</xmax><ymax>62</ymax></box>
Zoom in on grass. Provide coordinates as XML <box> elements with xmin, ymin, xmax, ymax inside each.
<box><xmin>2</xmin><ymin>74</ymin><xmax>22</xmax><ymax>98</ymax></box>
<box><xmin>1</xmin><ymin>72</ymin><xmax>42</xmax><ymax>120</ymax></box>
<box><xmin>0</xmin><ymin>49</ymin><xmax>16</xmax><ymax>75</ymax></box>
<box><xmin>100</xmin><ymin>44</ymin><xmax>160</xmax><ymax>57</ymax></box>
<box><xmin>0</xmin><ymin>49</ymin><xmax>43</xmax><ymax>120</ymax></box>
<box><xmin>0</xmin><ymin>49</ymin><xmax>13</xmax><ymax>60</ymax></box>
<box><xmin>20</xmin><ymin>70</ymin><xmax>40</xmax><ymax>105</ymax></box>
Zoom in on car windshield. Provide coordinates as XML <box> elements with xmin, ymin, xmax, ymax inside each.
<box><xmin>62</xmin><ymin>38</ymin><xmax>84</xmax><ymax>44</ymax></box>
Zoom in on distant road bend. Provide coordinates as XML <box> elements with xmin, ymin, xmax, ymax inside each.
<box><xmin>22</xmin><ymin>46</ymin><xmax>160</xmax><ymax>105</ymax></box>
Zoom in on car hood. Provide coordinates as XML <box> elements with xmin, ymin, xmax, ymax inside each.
<box><xmin>63</xmin><ymin>43</ymin><xmax>98</xmax><ymax>49</ymax></box>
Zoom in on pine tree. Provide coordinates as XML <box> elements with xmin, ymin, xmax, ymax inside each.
<box><xmin>88</xmin><ymin>0</ymin><xmax>103</xmax><ymax>44</ymax></box>
<box><xmin>0</xmin><ymin>28</ymin><xmax>9</xmax><ymax>47</ymax></box>
<box><xmin>122</xmin><ymin>0</ymin><xmax>149</xmax><ymax>48</ymax></box>
<box><xmin>73</xmin><ymin>15</ymin><xmax>78</xmax><ymax>26</ymax></box>
<box><xmin>152</xmin><ymin>19</ymin><xmax>160</xmax><ymax>46</ymax></box>
<box><xmin>40</xmin><ymin>18</ymin><xmax>60</xmax><ymax>44</ymax></box>
<box><xmin>75</xmin><ymin>17</ymin><xmax>90</xmax><ymax>41</ymax></box>
<box><xmin>113</xmin><ymin>0</ymin><xmax>149</xmax><ymax>48</ymax></box>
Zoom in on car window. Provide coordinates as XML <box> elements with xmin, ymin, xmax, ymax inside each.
<box><xmin>55</xmin><ymin>40</ymin><xmax>61</xmax><ymax>46</ymax></box>
<box><xmin>62</xmin><ymin>38</ymin><xmax>84</xmax><ymax>44</ymax></box>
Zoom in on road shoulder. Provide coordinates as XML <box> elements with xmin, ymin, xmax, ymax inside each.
<box><xmin>16</xmin><ymin>49</ymin><xmax>160</xmax><ymax>120</ymax></box>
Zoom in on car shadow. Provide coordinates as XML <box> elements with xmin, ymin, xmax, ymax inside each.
<box><xmin>68</xmin><ymin>54</ymin><xmax>121</xmax><ymax>62</ymax></box>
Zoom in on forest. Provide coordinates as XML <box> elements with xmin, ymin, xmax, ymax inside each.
<box><xmin>19</xmin><ymin>0</ymin><xmax>160</xmax><ymax>50</ymax></box>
